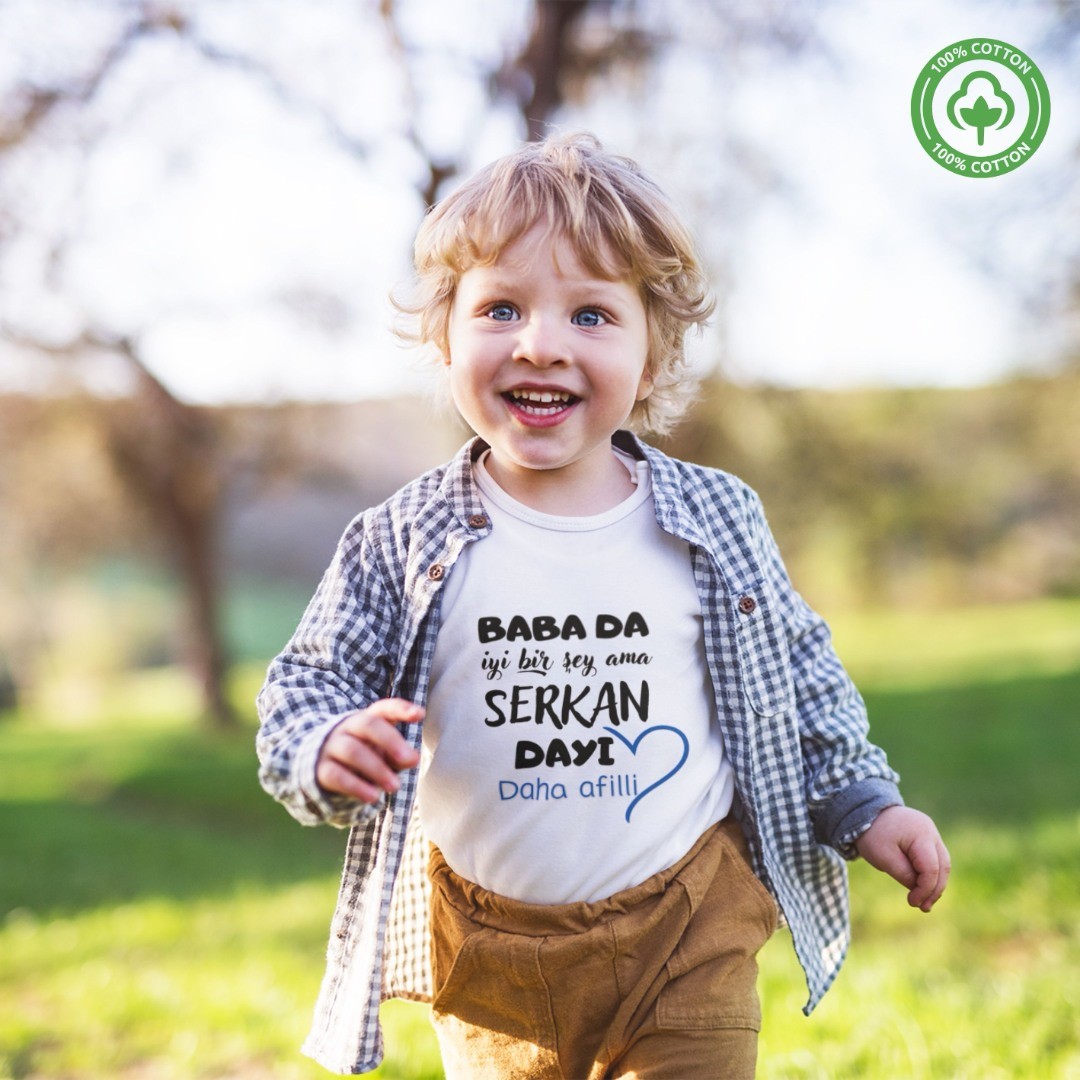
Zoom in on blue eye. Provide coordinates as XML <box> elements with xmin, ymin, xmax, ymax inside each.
<box><xmin>488</xmin><ymin>304</ymin><xmax>516</xmax><ymax>322</ymax></box>
<box><xmin>573</xmin><ymin>309</ymin><xmax>605</xmax><ymax>327</ymax></box>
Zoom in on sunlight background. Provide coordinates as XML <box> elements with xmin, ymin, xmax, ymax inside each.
<box><xmin>0</xmin><ymin>0</ymin><xmax>1074</xmax><ymax>402</ymax></box>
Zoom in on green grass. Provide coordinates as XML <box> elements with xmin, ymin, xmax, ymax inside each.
<box><xmin>2</xmin><ymin>600</ymin><xmax>1078</xmax><ymax>1078</ymax></box>
<box><xmin>828</xmin><ymin>597</ymin><xmax>1080</xmax><ymax>692</ymax></box>
<box><xmin>757</xmin><ymin>815</ymin><xmax>1080</xmax><ymax>1079</ymax></box>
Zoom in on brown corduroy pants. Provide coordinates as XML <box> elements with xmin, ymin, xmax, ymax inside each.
<box><xmin>427</xmin><ymin>817</ymin><xmax>779</xmax><ymax>1079</ymax></box>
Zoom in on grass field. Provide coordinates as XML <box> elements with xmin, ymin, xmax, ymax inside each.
<box><xmin>2</xmin><ymin>600</ymin><xmax>1079</xmax><ymax>1079</ymax></box>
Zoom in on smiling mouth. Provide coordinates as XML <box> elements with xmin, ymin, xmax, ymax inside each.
<box><xmin>504</xmin><ymin>389</ymin><xmax>579</xmax><ymax>415</ymax></box>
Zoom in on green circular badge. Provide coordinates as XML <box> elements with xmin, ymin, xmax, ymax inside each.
<box><xmin>911</xmin><ymin>38</ymin><xmax>1050</xmax><ymax>177</ymax></box>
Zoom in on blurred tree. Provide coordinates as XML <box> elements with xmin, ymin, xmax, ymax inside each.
<box><xmin>98</xmin><ymin>338</ymin><xmax>234</xmax><ymax>725</ymax></box>
<box><xmin>0</xmin><ymin>329</ymin><xmax>238</xmax><ymax>724</ymax></box>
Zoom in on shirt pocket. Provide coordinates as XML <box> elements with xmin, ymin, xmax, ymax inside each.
<box><xmin>732</xmin><ymin>578</ymin><xmax>794</xmax><ymax>718</ymax></box>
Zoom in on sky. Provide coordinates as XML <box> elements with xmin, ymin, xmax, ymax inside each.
<box><xmin>0</xmin><ymin>0</ymin><xmax>1075</xmax><ymax>403</ymax></box>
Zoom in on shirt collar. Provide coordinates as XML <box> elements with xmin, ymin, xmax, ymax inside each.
<box><xmin>615</xmin><ymin>431</ymin><xmax>713</xmax><ymax>549</ymax></box>
<box><xmin>441</xmin><ymin>432</ymin><xmax>708</xmax><ymax>548</ymax></box>
<box><xmin>436</xmin><ymin>437</ymin><xmax>491</xmax><ymax>532</ymax></box>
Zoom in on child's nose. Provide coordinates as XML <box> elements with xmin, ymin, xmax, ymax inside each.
<box><xmin>511</xmin><ymin>316</ymin><xmax>567</xmax><ymax>367</ymax></box>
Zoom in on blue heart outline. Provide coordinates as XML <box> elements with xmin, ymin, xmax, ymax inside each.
<box><xmin>603</xmin><ymin>725</ymin><xmax>690</xmax><ymax>823</ymax></box>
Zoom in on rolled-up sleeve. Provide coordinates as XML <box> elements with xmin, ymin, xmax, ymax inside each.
<box><xmin>744</xmin><ymin>489</ymin><xmax>903</xmax><ymax>856</ymax></box>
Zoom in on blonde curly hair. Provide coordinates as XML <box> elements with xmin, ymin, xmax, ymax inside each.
<box><xmin>393</xmin><ymin>132</ymin><xmax>715</xmax><ymax>436</ymax></box>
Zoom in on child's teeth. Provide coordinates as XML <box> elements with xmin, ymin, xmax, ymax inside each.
<box><xmin>513</xmin><ymin>390</ymin><xmax>569</xmax><ymax>403</ymax></box>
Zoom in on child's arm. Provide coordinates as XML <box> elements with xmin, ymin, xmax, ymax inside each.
<box><xmin>744</xmin><ymin>487</ymin><xmax>949</xmax><ymax>911</ymax></box>
<box><xmin>855</xmin><ymin>805</ymin><xmax>950</xmax><ymax>912</ymax></box>
<box><xmin>744</xmin><ymin>489</ymin><xmax>901</xmax><ymax>841</ymax></box>
<box><xmin>257</xmin><ymin>513</ymin><xmax>411</xmax><ymax>829</ymax></box>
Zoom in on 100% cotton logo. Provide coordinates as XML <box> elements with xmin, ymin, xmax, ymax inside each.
<box><xmin>911</xmin><ymin>38</ymin><xmax>1050</xmax><ymax>177</ymax></box>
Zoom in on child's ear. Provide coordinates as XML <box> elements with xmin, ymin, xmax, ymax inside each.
<box><xmin>635</xmin><ymin>367</ymin><xmax>654</xmax><ymax>402</ymax></box>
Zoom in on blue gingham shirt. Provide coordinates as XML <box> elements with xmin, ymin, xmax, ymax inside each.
<box><xmin>256</xmin><ymin>433</ymin><xmax>902</xmax><ymax>1075</ymax></box>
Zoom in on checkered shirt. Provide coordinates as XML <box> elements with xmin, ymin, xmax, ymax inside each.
<box><xmin>256</xmin><ymin>433</ymin><xmax>902</xmax><ymax>1075</ymax></box>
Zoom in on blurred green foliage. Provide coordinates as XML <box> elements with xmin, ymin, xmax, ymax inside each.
<box><xmin>668</xmin><ymin>374</ymin><xmax>1080</xmax><ymax>609</ymax></box>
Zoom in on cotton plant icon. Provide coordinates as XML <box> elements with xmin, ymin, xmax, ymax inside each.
<box><xmin>947</xmin><ymin>71</ymin><xmax>1015</xmax><ymax>146</ymax></box>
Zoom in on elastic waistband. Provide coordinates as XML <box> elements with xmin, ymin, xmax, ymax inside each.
<box><xmin>428</xmin><ymin>817</ymin><xmax>735</xmax><ymax>936</ymax></box>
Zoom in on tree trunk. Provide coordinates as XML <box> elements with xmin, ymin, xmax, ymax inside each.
<box><xmin>103</xmin><ymin>343</ymin><xmax>237</xmax><ymax>728</ymax></box>
<box><xmin>172</xmin><ymin>480</ymin><xmax>235</xmax><ymax>728</ymax></box>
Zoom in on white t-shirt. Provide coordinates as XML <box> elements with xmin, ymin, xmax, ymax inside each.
<box><xmin>419</xmin><ymin>451</ymin><xmax>734</xmax><ymax>904</ymax></box>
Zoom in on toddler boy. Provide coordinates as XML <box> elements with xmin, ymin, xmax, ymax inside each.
<box><xmin>257</xmin><ymin>132</ymin><xmax>949</xmax><ymax>1078</ymax></box>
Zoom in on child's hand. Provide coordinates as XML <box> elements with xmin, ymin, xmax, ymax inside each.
<box><xmin>854</xmin><ymin>805</ymin><xmax>950</xmax><ymax>912</ymax></box>
<box><xmin>315</xmin><ymin>699</ymin><xmax>423</xmax><ymax>805</ymax></box>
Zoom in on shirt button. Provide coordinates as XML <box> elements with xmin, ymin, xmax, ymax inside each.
<box><xmin>427</xmin><ymin>564</ymin><xmax>445</xmax><ymax>581</ymax></box>
<box><xmin>468</xmin><ymin>514</ymin><xmax>489</xmax><ymax>529</ymax></box>
<box><xmin>738</xmin><ymin>595</ymin><xmax>757</xmax><ymax>615</ymax></box>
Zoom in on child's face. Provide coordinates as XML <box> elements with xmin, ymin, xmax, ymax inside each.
<box><xmin>444</xmin><ymin>225</ymin><xmax>652</xmax><ymax>508</ymax></box>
